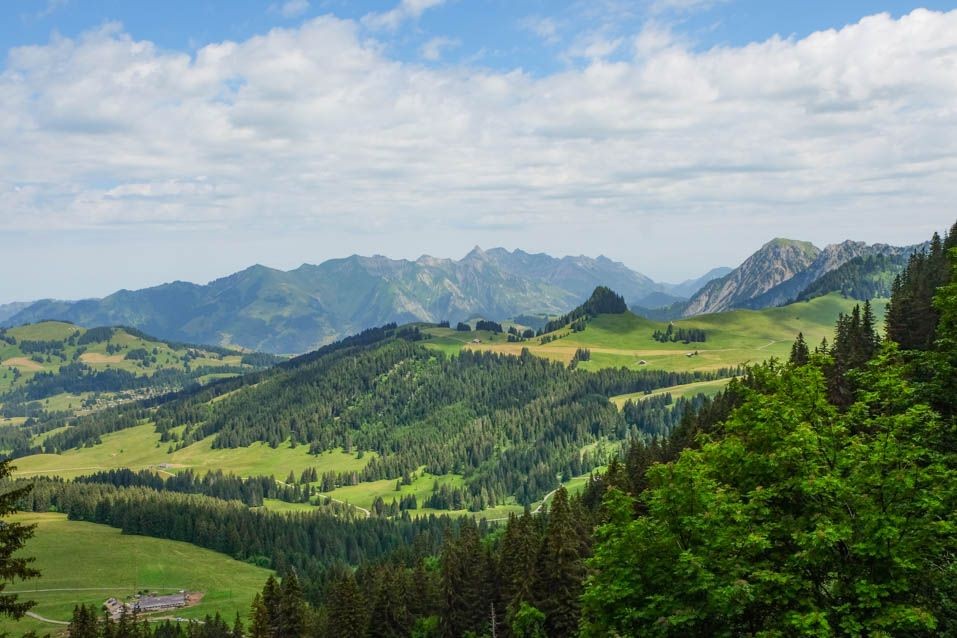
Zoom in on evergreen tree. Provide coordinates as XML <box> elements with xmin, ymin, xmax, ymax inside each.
<box><xmin>278</xmin><ymin>571</ymin><xmax>306</xmax><ymax>638</ymax></box>
<box><xmin>0</xmin><ymin>459</ymin><xmax>39</xmax><ymax>620</ymax></box>
<box><xmin>440</xmin><ymin>521</ymin><xmax>488</xmax><ymax>637</ymax></box>
<box><xmin>789</xmin><ymin>332</ymin><xmax>809</xmax><ymax>366</ymax></box>
<box><xmin>327</xmin><ymin>573</ymin><xmax>366</xmax><ymax>638</ymax></box>
<box><xmin>249</xmin><ymin>593</ymin><xmax>271</xmax><ymax>638</ymax></box>
<box><xmin>533</xmin><ymin>487</ymin><xmax>586</xmax><ymax>638</ymax></box>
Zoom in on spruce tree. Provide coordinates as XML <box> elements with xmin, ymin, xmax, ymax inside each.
<box><xmin>440</xmin><ymin>520</ymin><xmax>488</xmax><ymax>637</ymax></box>
<box><xmin>0</xmin><ymin>459</ymin><xmax>39</xmax><ymax>621</ymax></box>
<box><xmin>249</xmin><ymin>593</ymin><xmax>271</xmax><ymax>638</ymax></box>
<box><xmin>327</xmin><ymin>573</ymin><xmax>366</xmax><ymax>638</ymax></box>
<box><xmin>533</xmin><ymin>487</ymin><xmax>586</xmax><ymax>638</ymax></box>
<box><xmin>278</xmin><ymin>571</ymin><xmax>306</xmax><ymax>638</ymax></box>
<box><xmin>789</xmin><ymin>332</ymin><xmax>809</xmax><ymax>366</ymax></box>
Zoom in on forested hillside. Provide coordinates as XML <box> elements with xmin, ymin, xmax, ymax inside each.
<box><xmin>13</xmin><ymin>319</ymin><xmax>733</xmax><ymax>511</ymax></box>
<box><xmin>279</xmin><ymin>221</ymin><xmax>957</xmax><ymax>637</ymax></box>
<box><xmin>3</xmin><ymin>224</ymin><xmax>953</xmax><ymax>638</ymax></box>
<box><xmin>0</xmin><ymin>322</ymin><xmax>277</xmax><ymax>455</ymax></box>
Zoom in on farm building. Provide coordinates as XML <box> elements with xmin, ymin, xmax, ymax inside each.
<box><xmin>133</xmin><ymin>592</ymin><xmax>188</xmax><ymax>613</ymax></box>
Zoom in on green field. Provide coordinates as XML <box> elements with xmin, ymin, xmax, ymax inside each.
<box><xmin>13</xmin><ymin>424</ymin><xmax>371</xmax><ymax>481</ymax></box>
<box><xmin>0</xmin><ymin>321</ymin><xmax>254</xmax><ymax>413</ymax></box>
<box><xmin>1</xmin><ymin>512</ymin><xmax>271</xmax><ymax>636</ymax></box>
<box><xmin>439</xmin><ymin>294</ymin><xmax>884</xmax><ymax>373</ymax></box>
<box><xmin>610</xmin><ymin>377</ymin><xmax>734</xmax><ymax>408</ymax></box>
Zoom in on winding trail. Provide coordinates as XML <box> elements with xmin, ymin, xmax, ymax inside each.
<box><xmin>486</xmin><ymin>487</ymin><xmax>560</xmax><ymax>523</ymax></box>
<box><xmin>271</xmin><ymin>478</ymin><xmax>372</xmax><ymax>518</ymax></box>
<box><xmin>315</xmin><ymin>493</ymin><xmax>372</xmax><ymax>518</ymax></box>
<box><xmin>26</xmin><ymin>611</ymin><xmax>69</xmax><ymax>625</ymax></box>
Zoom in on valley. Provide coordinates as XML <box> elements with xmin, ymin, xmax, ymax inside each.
<box><xmin>6</xmin><ymin>292</ymin><xmax>878</xmax><ymax>524</ymax></box>
<box><xmin>0</xmin><ymin>231</ymin><xmax>947</xmax><ymax>638</ymax></box>
<box><xmin>0</xmin><ymin>512</ymin><xmax>271</xmax><ymax>636</ymax></box>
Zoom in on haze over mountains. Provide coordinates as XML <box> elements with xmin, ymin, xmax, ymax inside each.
<box><xmin>2</xmin><ymin>238</ymin><xmax>924</xmax><ymax>354</ymax></box>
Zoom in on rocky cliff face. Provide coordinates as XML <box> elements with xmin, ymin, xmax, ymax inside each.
<box><xmin>740</xmin><ymin>241</ymin><xmax>911</xmax><ymax>309</ymax></box>
<box><xmin>682</xmin><ymin>239</ymin><xmax>821</xmax><ymax>316</ymax></box>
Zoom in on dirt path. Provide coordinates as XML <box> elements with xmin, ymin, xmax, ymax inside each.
<box><xmin>26</xmin><ymin>611</ymin><xmax>69</xmax><ymax>625</ymax></box>
<box><xmin>486</xmin><ymin>487</ymin><xmax>560</xmax><ymax>523</ymax></box>
<box><xmin>272</xmin><ymin>478</ymin><xmax>372</xmax><ymax>518</ymax></box>
<box><xmin>315</xmin><ymin>493</ymin><xmax>372</xmax><ymax>518</ymax></box>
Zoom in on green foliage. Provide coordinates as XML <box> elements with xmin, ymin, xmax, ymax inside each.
<box><xmin>652</xmin><ymin>324</ymin><xmax>706</xmax><ymax>343</ymax></box>
<box><xmin>581</xmin><ymin>357</ymin><xmax>957</xmax><ymax>636</ymax></box>
<box><xmin>886</xmin><ymin>225</ymin><xmax>957</xmax><ymax>350</ymax></box>
<box><xmin>796</xmin><ymin>252</ymin><xmax>908</xmax><ymax>302</ymax></box>
<box><xmin>539</xmin><ymin>286</ymin><xmax>626</xmax><ymax>334</ymax></box>
<box><xmin>0</xmin><ymin>460</ymin><xmax>38</xmax><ymax>622</ymax></box>
<box><xmin>509</xmin><ymin>602</ymin><xmax>546</xmax><ymax>638</ymax></box>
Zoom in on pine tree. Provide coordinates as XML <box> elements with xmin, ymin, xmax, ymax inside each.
<box><xmin>278</xmin><ymin>571</ymin><xmax>306</xmax><ymax>638</ymax></box>
<box><xmin>789</xmin><ymin>332</ymin><xmax>809</xmax><ymax>366</ymax></box>
<box><xmin>533</xmin><ymin>487</ymin><xmax>586</xmax><ymax>638</ymax></box>
<box><xmin>260</xmin><ymin>575</ymin><xmax>282</xmax><ymax>637</ymax></box>
<box><xmin>249</xmin><ymin>593</ymin><xmax>271</xmax><ymax>638</ymax></box>
<box><xmin>327</xmin><ymin>573</ymin><xmax>366</xmax><ymax>638</ymax></box>
<box><xmin>0</xmin><ymin>459</ymin><xmax>39</xmax><ymax>621</ymax></box>
<box><xmin>440</xmin><ymin>520</ymin><xmax>488</xmax><ymax>637</ymax></box>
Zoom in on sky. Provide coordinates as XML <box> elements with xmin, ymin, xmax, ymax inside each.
<box><xmin>1</xmin><ymin>0</ymin><xmax>956</xmax><ymax>302</ymax></box>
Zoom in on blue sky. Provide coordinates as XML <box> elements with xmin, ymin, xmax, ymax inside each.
<box><xmin>1</xmin><ymin>1</ymin><xmax>956</xmax><ymax>302</ymax></box>
<box><xmin>7</xmin><ymin>1</ymin><xmax>955</xmax><ymax>72</ymax></box>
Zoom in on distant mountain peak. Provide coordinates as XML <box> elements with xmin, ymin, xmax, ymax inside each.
<box><xmin>682</xmin><ymin>239</ymin><xmax>821</xmax><ymax>316</ymax></box>
<box><xmin>463</xmin><ymin>245</ymin><xmax>488</xmax><ymax>260</ymax></box>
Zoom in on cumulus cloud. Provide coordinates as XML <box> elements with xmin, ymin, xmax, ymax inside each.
<box><xmin>520</xmin><ymin>16</ymin><xmax>561</xmax><ymax>45</ymax></box>
<box><xmin>271</xmin><ymin>0</ymin><xmax>310</xmax><ymax>19</ymax></box>
<box><xmin>420</xmin><ymin>36</ymin><xmax>459</xmax><ymax>61</ymax></box>
<box><xmin>1</xmin><ymin>9</ymin><xmax>955</xmax><ymax>250</ymax></box>
<box><xmin>362</xmin><ymin>0</ymin><xmax>446</xmax><ymax>31</ymax></box>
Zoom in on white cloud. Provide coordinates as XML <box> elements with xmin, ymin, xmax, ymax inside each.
<box><xmin>420</xmin><ymin>36</ymin><xmax>459</xmax><ymax>61</ymax></box>
<box><xmin>362</xmin><ymin>0</ymin><xmax>446</xmax><ymax>31</ymax></box>
<box><xmin>1</xmin><ymin>9</ymin><xmax>955</xmax><ymax>259</ymax></box>
<box><xmin>272</xmin><ymin>0</ymin><xmax>310</xmax><ymax>19</ymax></box>
<box><xmin>520</xmin><ymin>16</ymin><xmax>561</xmax><ymax>45</ymax></box>
<box><xmin>36</xmin><ymin>0</ymin><xmax>69</xmax><ymax>19</ymax></box>
<box><xmin>565</xmin><ymin>31</ymin><xmax>624</xmax><ymax>61</ymax></box>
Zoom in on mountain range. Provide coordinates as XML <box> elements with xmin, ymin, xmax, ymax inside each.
<box><xmin>1</xmin><ymin>239</ymin><xmax>923</xmax><ymax>353</ymax></box>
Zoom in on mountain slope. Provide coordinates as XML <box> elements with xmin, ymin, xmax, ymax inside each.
<box><xmin>682</xmin><ymin>239</ymin><xmax>821</xmax><ymax>316</ymax></box>
<box><xmin>483</xmin><ymin>248</ymin><xmax>660</xmax><ymax>304</ymax></box>
<box><xmin>662</xmin><ymin>267</ymin><xmax>733</xmax><ymax>299</ymax></box>
<box><xmin>795</xmin><ymin>253</ymin><xmax>910</xmax><ymax>302</ymax></box>
<box><xmin>0</xmin><ymin>302</ymin><xmax>32</xmax><ymax>323</ymax></box>
<box><xmin>3</xmin><ymin>249</ymin><xmax>656</xmax><ymax>354</ymax></box>
<box><xmin>740</xmin><ymin>241</ymin><xmax>915</xmax><ymax>309</ymax></box>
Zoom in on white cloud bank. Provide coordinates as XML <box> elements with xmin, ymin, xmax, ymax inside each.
<box><xmin>1</xmin><ymin>10</ymin><xmax>955</xmax><ymax>247</ymax></box>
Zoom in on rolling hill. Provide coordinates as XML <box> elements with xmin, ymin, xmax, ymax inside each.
<box><xmin>456</xmin><ymin>292</ymin><xmax>882</xmax><ymax>373</ymax></box>
<box><xmin>1</xmin><ymin>249</ymin><xmax>726</xmax><ymax>354</ymax></box>
<box><xmin>6</xmin><ymin>291</ymin><xmax>873</xmax><ymax>519</ymax></box>
<box><xmin>0</xmin><ymin>321</ymin><xmax>276</xmax><ymax>443</ymax></box>
<box><xmin>0</xmin><ymin>512</ymin><xmax>271</xmax><ymax>636</ymax></box>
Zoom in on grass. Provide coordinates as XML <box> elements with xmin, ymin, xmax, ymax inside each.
<box><xmin>0</xmin><ymin>512</ymin><xmax>271</xmax><ymax>636</ymax></box>
<box><xmin>13</xmin><ymin>424</ymin><xmax>372</xmax><ymax>481</ymax></box>
<box><xmin>7</xmin><ymin>322</ymin><xmax>79</xmax><ymax>341</ymax></box>
<box><xmin>610</xmin><ymin>377</ymin><xmax>734</xmax><ymax>408</ymax></box>
<box><xmin>0</xmin><ymin>322</ymin><xmax>255</xmax><ymax>419</ymax></box>
<box><xmin>451</xmin><ymin>294</ymin><xmax>885</xmax><ymax>373</ymax></box>
<box><xmin>320</xmin><ymin>470</ymin><xmax>465</xmax><ymax>514</ymax></box>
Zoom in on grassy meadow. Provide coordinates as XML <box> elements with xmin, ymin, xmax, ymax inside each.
<box><xmin>1</xmin><ymin>512</ymin><xmax>271</xmax><ymax>636</ymax></box>
<box><xmin>13</xmin><ymin>424</ymin><xmax>370</xmax><ymax>481</ymax></box>
<box><xmin>427</xmin><ymin>294</ymin><xmax>885</xmax><ymax>373</ymax></box>
<box><xmin>0</xmin><ymin>321</ymin><xmax>251</xmax><ymax>409</ymax></box>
